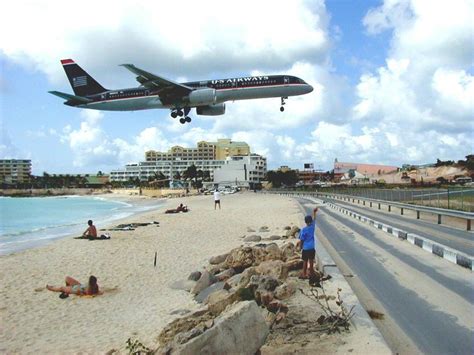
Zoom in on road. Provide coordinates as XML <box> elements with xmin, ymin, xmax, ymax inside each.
<box><xmin>323</xmin><ymin>196</ymin><xmax>474</xmax><ymax>256</ymax></box>
<box><xmin>297</xmin><ymin>197</ymin><xmax>474</xmax><ymax>355</ymax></box>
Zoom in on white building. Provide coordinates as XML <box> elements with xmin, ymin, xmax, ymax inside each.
<box><xmin>213</xmin><ymin>154</ymin><xmax>267</xmax><ymax>187</ymax></box>
<box><xmin>110</xmin><ymin>159</ymin><xmax>226</xmax><ymax>182</ymax></box>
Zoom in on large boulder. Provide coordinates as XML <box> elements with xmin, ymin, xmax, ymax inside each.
<box><xmin>187</xmin><ymin>271</ymin><xmax>201</xmax><ymax>281</ymax></box>
<box><xmin>206</xmin><ymin>289</ymin><xmax>240</xmax><ymax>315</ymax></box>
<box><xmin>225</xmin><ymin>247</ymin><xmax>266</xmax><ymax>272</ymax></box>
<box><xmin>236</xmin><ymin>266</ymin><xmax>259</xmax><ymax>288</ymax></box>
<box><xmin>264</xmin><ymin>243</ymin><xmax>282</xmax><ymax>261</ymax></box>
<box><xmin>281</xmin><ymin>242</ymin><xmax>297</xmax><ymax>260</ymax></box>
<box><xmin>209</xmin><ymin>253</ymin><xmax>229</xmax><ymax>265</ymax></box>
<box><xmin>285</xmin><ymin>226</ymin><xmax>300</xmax><ymax>238</ymax></box>
<box><xmin>256</xmin><ymin>260</ymin><xmax>288</xmax><ymax>280</ymax></box>
<box><xmin>285</xmin><ymin>258</ymin><xmax>303</xmax><ymax>271</ymax></box>
<box><xmin>274</xmin><ymin>282</ymin><xmax>296</xmax><ymax>300</ymax></box>
<box><xmin>195</xmin><ymin>282</ymin><xmax>225</xmax><ymax>303</ymax></box>
<box><xmin>163</xmin><ymin>301</ymin><xmax>269</xmax><ymax>355</ymax></box>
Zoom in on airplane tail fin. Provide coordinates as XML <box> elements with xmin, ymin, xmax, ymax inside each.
<box><xmin>60</xmin><ymin>59</ymin><xmax>107</xmax><ymax>96</ymax></box>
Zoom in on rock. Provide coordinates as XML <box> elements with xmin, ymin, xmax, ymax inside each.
<box><xmin>215</xmin><ymin>268</ymin><xmax>236</xmax><ymax>282</ymax></box>
<box><xmin>237</xmin><ymin>266</ymin><xmax>259</xmax><ymax>288</ymax></box>
<box><xmin>256</xmin><ymin>260</ymin><xmax>288</xmax><ymax>280</ymax></box>
<box><xmin>208</xmin><ymin>262</ymin><xmax>227</xmax><ymax>275</ymax></box>
<box><xmin>285</xmin><ymin>258</ymin><xmax>303</xmax><ymax>271</ymax></box>
<box><xmin>247</xmin><ymin>227</ymin><xmax>256</xmax><ymax>232</ymax></box>
<box><xmin>166</xmin><ymin>301</ymin><xmax>269</xmax><ymax>355</ymax></box>
<box><xmin>259</xmin><ymin>226</ymin><xmax>270</xmax><ymax>232</ymax></box>
<box><xmin>283</xmin><ymin>226</ymin><xmax>291</xmax><ymax>230</ymax></box>
<box><xmin>255</xmin><ymin>290</ymin><xmax>274</xmax><ymax>306</ymax></box>
<box><xmin>191</xmin><ymin>270</ymin><xmax>217</xmax><ymax>295</ymax></box>
<box><xmin>175</xmin><ymin>328</ymin><xmax>203</xmax><ymax>345</ymax></box>
<box><xmin>286</xmin><ymin>226</ymin><xmax>300</xmax><ymax>238</ymax></box>
<box><xmin>248</xmin><ymin>275</ymin><xmax>280</xmax><ymax>292</ymax></box>
<box><xmin>244</xmin><ymin>235</ymin><xmax>261</xmax><ymax>242</ymax></box>
<box><xmin>267</xmin><ymin>235</ymin><xmax>281</xmax><ymax>240</ymax></box>
<box><xmin>209</xmin><ymin>253</ymin><xmax>230</xmax><ymax>265</ymax></box>
<box><xmin>195</xmin><ymin>282</ymin><xmax>225</xmax><ymax>303</ymax></box>
<box><xmin>170</xmin><ymin>309</ymin><xmax>191</xmax><ymax>316</ymax></box>
<box><xmin>225</xmin><ymin>247</ymin><xmax>266</xmax><ymax>272</ymax></box>
<box><xmin>188</xmin><ymin>271</ymin><xmax>201</xmax><ymax>281</ymax></box>
<box><xmin>206</xmin><ymin>289</ymin><xmax>240</xmax><ymax>315</ymax></box>
<box><xmin>169</xmin><ymin>279</ymin><xmax>196</xmax><ymax>292</ymax></box>
<box><xmin>225</xmin><ymin>273</ymin><xmax>243</xmax><ymax>289</ymax></box>
<box><xmin>267</xmin><ymin>300</ymin><xmax>289</xmax><ymax>313</ymax></box>
<box><xmin>274</xmin><ymin>282</ymin><xmax>296</xmax><ymax>300</ymax></box>
<box><xmin>281</xmin><ymin>243</ymin><xmax>297</xmax><ymax>260</ymax></box>
<box><xmin>264</xmin><ymin>243</ymin><xmax>282</xmax><ymax>261</ymax></box>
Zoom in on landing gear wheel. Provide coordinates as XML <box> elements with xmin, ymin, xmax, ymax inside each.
<box><xmin>185</xmin><ymin>116</ymin><xmax>192</xmax><ymax>123</ymax></box>
<box><xmin>280</xmin><ymin>106</ymin><xmax>285</xmax><ymax>112</ymax></box>
<box><xmin>177</xmin><ymin>109</ymin><xmax>184</xmax><ymax>117</ymax></box>
<box><xmin>179</xmin><ymin>118</ymin><xmax>186</xmax><ymax>124</ymax></box>
<box><xmin>171</xmin><ymin>111</ymin><xmax>178</xmax><ymax>118</ymax></box>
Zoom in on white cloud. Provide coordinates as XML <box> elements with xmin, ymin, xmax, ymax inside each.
<box><xmin>349</xmin><ymin>0</ymin><xmax>474</xmax><ymax>165</ymax></box>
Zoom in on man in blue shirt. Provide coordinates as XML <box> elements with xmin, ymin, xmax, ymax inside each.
<box><xmin>297</xmin><ymin>207</ymin><xmax>318</xmax><ymax>279</ymax></box>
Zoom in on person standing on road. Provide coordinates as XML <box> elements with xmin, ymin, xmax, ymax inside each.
<box><xmin>214</xmin><ymin>190</ymin><xmax>221</xmax><ymax>210</ymax></box>
<box><xmin>297</xmin><ymin>207</ymin><xmax>318</xmax><ymax>279</ymax></box>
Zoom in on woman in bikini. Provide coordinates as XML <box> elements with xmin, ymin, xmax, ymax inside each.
<box><xmin>46</xmin><ymin>275</ymin><xmax>100</xmax><ymax>297</ymax></box>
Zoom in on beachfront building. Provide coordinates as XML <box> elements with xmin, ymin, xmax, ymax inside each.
<box><xmin>112</xmin><ymin>138</ymin><xmax>254</xmax><ymax>184</ymax></box>
<box><xmin>110</xmin><ymin>160</ymin><xmax>226</xmax><ymax>182</ymax></box>
<box><xmin>0</xmin><ymin>159</ymin><xmax>32</xmax><ymax>184</ymax></box>
<box><xmin>145</xmin><ymin>139</ymin><xmax>250</xmax><ymax>162</ymax></box>
<box><xmin>213</xmin><ymin>154</ymin><xmax>267</xmax><ymax>188</ymax></box>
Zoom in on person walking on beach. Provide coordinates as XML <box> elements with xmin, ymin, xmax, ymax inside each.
<box><xmin>297</xmin><ymin>207</ymin><xmax>318</xmax><ymax>279</ymax></box>
<box><xmin>214</xmin><ymin>190</ymin><xmax>221</xmax><ymax>210</ymax></box>
<box><xmin>82</xmin><ymin>220</ymin><xmax>97</xmax><ymax>238</ymax></box>
<box><xmin>46</xmin><ymin>275</ymin><xmax>101</xmax><ymax>298</ymax></box>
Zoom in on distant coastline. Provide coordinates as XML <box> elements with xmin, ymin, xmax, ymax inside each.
<box><xmin>0</xmin><ymin>188</ymin><xmax>112</xmax><ymax>197</ymax></box>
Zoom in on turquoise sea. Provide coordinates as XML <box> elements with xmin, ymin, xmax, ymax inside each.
<box><xmin>0</xmin><ymin>195</ymin><xmax>162</xmax><ymax>255</ymax></box>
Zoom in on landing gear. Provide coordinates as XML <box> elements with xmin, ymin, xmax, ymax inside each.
<box><xmin>171</xmin><ymin>107</ymin><xmax>192</xmax><ymax>124</ymax></box>
<box><xmin>280</xmin><ymin>97</ymin><xmax>287</xmax><ymax>112</ymax></box>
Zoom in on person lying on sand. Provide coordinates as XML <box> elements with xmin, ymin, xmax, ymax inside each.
<box><xmin>82</xmin><ymin>220</ymin><xmax>97</xmax><ymax>238</ymax></box>
<box><xmin>165</xmin><ymin>203</ymin><xmax>189</xmax><ymax>214</ymax></box>
<box><xmin>46</xmin><ymin>275</ymin><xmax>102</xmax><ymax>298</ymax></box>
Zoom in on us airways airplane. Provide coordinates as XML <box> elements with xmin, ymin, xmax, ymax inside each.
<box><xmin>49</xmin><ymin>59</ymin><xmax>313</xmax><ymax>124</ymax></box>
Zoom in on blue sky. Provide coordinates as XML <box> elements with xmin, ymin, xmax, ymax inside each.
<box><xmin>0</xmin><ymin>0</ymin><xmax>472</xmax><ymax>175</ymax></box>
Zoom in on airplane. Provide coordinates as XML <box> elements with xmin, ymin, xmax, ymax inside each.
<box><xmin>49</xmin><ymin>59</ymin><xmax>314</xmax><ymax>124</ymax></box>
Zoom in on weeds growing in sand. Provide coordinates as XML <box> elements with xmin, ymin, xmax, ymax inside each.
<box><xmin>125</xmin><ymin>337</ymin><xmax>152</xmax><ymax>355</ymax></box>
<box><xmin>300</xmin><ymin>281</ymin><xmax>355</xmax><ymax>334</ymax></box>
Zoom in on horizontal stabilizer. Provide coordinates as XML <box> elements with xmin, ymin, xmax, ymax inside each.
<box><xmin>48</xmin><ymin>91</ymin><xmax>93</xmax><ymax>103</ymax></box>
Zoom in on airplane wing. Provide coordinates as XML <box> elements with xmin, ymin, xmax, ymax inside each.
<box><xmin>121</xmin><ymin>64</ymin><xmax>193</xmax><ymax>105</ymax></box>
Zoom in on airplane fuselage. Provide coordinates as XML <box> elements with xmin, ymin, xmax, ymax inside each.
<box><xmin>67</xmin><ymin>75</ymin><xmax>312</xmax><ymax>111</ymax></box>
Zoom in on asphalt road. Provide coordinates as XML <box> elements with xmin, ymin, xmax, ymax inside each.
<box><xmin>297</xmin><ymin>197</ymin><xmax>474</xmax><ymax>355</ymax></box>
<box><xmin>323</xmin><ymin>196</ymin><xmax>474</xmax><ymax>256</ymax></box>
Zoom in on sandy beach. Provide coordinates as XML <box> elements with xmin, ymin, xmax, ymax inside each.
<box><xmin>0</xmin><ymin>192</ymin><xmax>303</xmax><ymax>353</ymax></box>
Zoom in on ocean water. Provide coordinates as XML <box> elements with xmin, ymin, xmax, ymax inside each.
<box><xmin>0</xmin><ymin>195</ymin><xmax>162</xmax><ymax>255</ymax></box>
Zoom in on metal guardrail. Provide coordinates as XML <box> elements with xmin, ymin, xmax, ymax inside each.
<box><xmin>266</xmin><ymin>190</ymin><xmax>474</xmax><ymax>231</ymax></box>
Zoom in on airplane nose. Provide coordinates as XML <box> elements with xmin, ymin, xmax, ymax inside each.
<box><xmin>306</xmin><ymin>84</ymin><xmax>314</xmax><ymax>93</ymax></box>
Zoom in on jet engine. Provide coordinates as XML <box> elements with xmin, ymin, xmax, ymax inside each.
<box><xmin>188</xmin><ymin>88</ymin><xmax>216</xmax><ymax>106</ymax></box>
<box><xmin>196</xmin><ymin>103</ymin><xmax>226</xmax><ymax>116</ymax></box>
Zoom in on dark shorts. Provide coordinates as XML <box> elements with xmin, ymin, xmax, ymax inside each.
<box><xmin>302</xmin><ymin>249</ymin><xmax>316</xmax><ymax>261</ymax></box>
<box><xmin>215</xmin><ymin>200</ymin><xmax>220</xmax><ymax>204</ymax></box>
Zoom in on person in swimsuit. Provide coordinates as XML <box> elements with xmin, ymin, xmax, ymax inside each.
<box><xmin>82</xmin><ymin>220</ymin><xmax>98</xmax><ymax>239</ymax></box>
<box><xmin>46</xmin><ymin>276</ymin><xmax>100</xmax><ymax>297</ymax></box>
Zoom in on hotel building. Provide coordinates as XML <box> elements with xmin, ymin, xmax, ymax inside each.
<box><xmin>0</xmin><ymin>159</ymin><xmax>32</xmax><ymax>184</ymax></box>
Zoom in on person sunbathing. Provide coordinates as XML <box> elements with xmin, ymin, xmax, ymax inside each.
<box><xmin>46</xmin><ymin>275</ymin><xmax>102</xmax><ymax>298</ymax></box>
<box><xmin>165</xmin><ymin>203</ymin><xmax>189</xmax><ymax>214</ymax></box>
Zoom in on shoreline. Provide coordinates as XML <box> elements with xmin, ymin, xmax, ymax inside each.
<box><xmin>0</xmin><ymin>192</ymin><xmax>165</xmax><ymax>256</ymax></box>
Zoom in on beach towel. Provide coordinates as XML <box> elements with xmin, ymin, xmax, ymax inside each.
<box><xmin>74</xmin><ymin>234</ymin><xmax>111</xmax><ymax>240</ymax></box>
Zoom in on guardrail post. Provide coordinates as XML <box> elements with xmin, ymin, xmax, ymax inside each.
<box><xmin>417</xmin><ymin>211</ymin><xmax>420</xmax><ymax>219</ymax></box>
<box><xmin>370</xmin><ymin>201</ymin><xmax>372</xmax><ymax>208</ymax></box>
<box><xmin>401</xmin><ymin>208</ymin><xmax>404</xmax><ymax>215</ymax></box>
<box><xmin>468</xmin><ymin>219</ymin><xmax>471</xmax><ymax>231</ymax></box>
<box><xmin>438</xmin><ymin>214</ymin><xmax>441</xmax><ymax>224</ymax></box>
<box><xmin>388</xmin><ymin>205</ymin><xmax>391</xmax><ymax>212</ymax></box>
<box><xmin>378</xmin><ymin>203</ymin><xmax>381</xmax><ymax>210</ymax></box>
<box><xmin>363</xmin><ymin>200</ymin><xmax>365</xmax><ymax>206</ymax></box>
